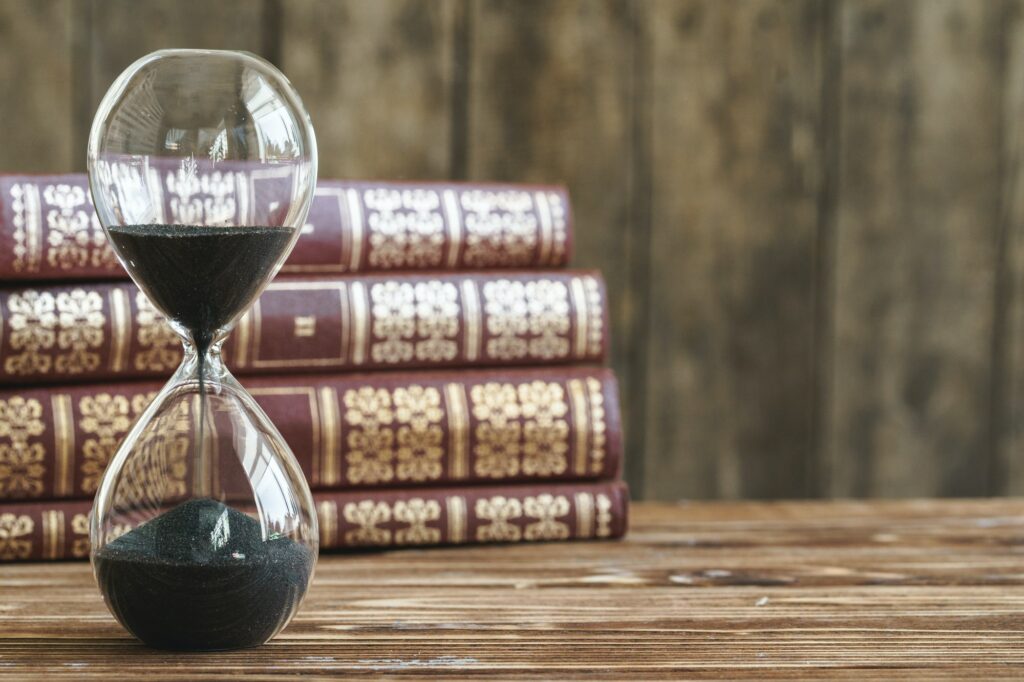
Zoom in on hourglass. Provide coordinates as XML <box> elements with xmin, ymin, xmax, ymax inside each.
<box><xmin>86</xmin><ymin>50</ymin><xmax>318</xmax><ymax>650</ymax></box>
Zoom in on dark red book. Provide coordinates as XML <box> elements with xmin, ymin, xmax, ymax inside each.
<box><xmin>0</xmin><ymin>367</ymin><xmax>620</xmax><ymax>501</ymax></box>
<box><xmin>0</xmin><ymin>272</ymin><xmax>607</xmax><ymax>385</ymax></box>
<box><xmin>0</xmin><ymin>174</ymin><xmax>571</xmax><ymax>281</ymax></box>
<box><xmin>0</xmin><ymin>480</ymin><xmax>628</xmax><ymax>561</ymax></box>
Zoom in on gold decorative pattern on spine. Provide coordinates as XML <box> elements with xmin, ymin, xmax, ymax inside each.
<box><xmin>575</xmin><ymin>492</ymin><xmax>594</xmax><ymax>538</ymax></box>
<box><xmin>567</xmin><ymin>379</ymin><xmax>590</xmax><ymax>476</ymax></box>
<box><xmin>596</xmin><ymin>493</ymin><xmax>612</xmax><ymax>538</ymax></box>
<box><xmin>444</xmin><ymin>383</ymin><xmax>470</xmax><ymax>479</ymax></box>
<box><xmin>536</xmin><ymin>191</ymin><xmax>553</xmax><ymax>266</ymax></box>
<box><xmin>461</xmin><ymin>280</ymin><xmax>481</xmax><ymax>362</ymax></box>
<box><xmin>350</xmin><ymin>281</ymin><xmax>368</xmax><ymax>365</ymax></box>
<box><xmin>443</xmin><ymin>189</ymin><xmax>462</xmax><ymax>268</ymax></box>
<box><xmin>343</xmin><ymin>500</ymin><xmax>391</xmax><ymax>546</ymax></box>
<box><xmin>547</xmin><ymin>192</ymin><xmax>568</xmax><ymax>264</ymax></box>
<box><xmin>475</xmin><ymin>496</ymin><xmax>522</xmax><ymax>542</ymax></box>
<box><xmin>0</xmin><ymin>397</ymin><xmax>46</xmax><ymax>498</ymax></box>
<box><xmin>79</xmin><ymin>394</ymin><xmax>133</xmax><ymax>494</ymax></box>
<box><xmin>523</xmin><ymin>494</ymin><xmax>571</xmax><ymax>541</ymax></box>
<box><xmin>10</xmin><ymin>183</ymin><xmax>42</xmax><ymax>273</ymax></box>
<box><xmin>586</xmin><ymin>378</ymin><xmax>607</xmax><ymax>474</ymax></box>
<box><xmin>44</xmin><ymin>509</ymin><xmax>64</xmax><ymax>559</ymax></box>
<box><xmin>346</xmin><ymin>188</ymin><xmax>364</xmax><ymax>271</ymax></box>
<box><xmin>5</xmin><ymin>289</ymin><xmax>57</xmax><ymax>375</ymax></box>
<box><xmin>394</xmin><ymin>499</ymin><xmax>441</xmax><ymax>545</ymax></box>
<box><xmin>584</xmin><ymin>276</ymin><xmax>603</xmax><ymax>357</ymax></box>
<box><xmin>570</xmin><ymin>277</ymin><xmax>589</xmax><ymax>359</ymax></box>
<box><xmin>339</xmin><ymin>282</ymin><xmax>350</xmax><ymax>363</ymax></box>
<box><xmin>318</xmin><ymin>387</ymin><xmax>341</xmax><ymax>487</ymax></box>
<box><xmin>317</xmin><ymin>500</ymin><xmax>337</xmax><ymax>548</ymax></box>
<box><xmin>446</xmin><ymin>495</ymin><xmax>467</xmax><ymax>544</ymax></box>
<box><xmin>108</xmin><ymin>288</ymin><xmax>129</xmax><ymax>372</ymax></box>
<box><xmin>50</xmin><ymin>394</ymin><xmax>75</xmax><ymax>497</ymax></box>
<box><xmin>0</xmin><ymin>513</ymin><xmax>33</xmax><ymax>559</ymax></box>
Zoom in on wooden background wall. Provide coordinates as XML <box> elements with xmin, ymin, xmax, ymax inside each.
<box><xmin>1</xmin><ymin>0</ymin><xmax>1021</xmax><ymax>501</ymax></box>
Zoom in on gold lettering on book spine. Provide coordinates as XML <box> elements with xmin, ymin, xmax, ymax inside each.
<box><xmin>0</xmin><ymin>513</ymin><xmax>33</xmax><ymax>559</ymax></box>
<box><xmin>0</xmin><ymin>397</ymin><xmax>46</xmax><ymax>498</ymax></box>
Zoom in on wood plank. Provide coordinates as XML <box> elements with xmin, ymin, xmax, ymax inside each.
<box><xmin>999</xmin><ymin>0</ymin><xmax>1024</xmax><ymax>494</ymax></box>
<box><xmin>279</xmin><ymin>0</ymin><xmax>458</xmax><ymax>180</ymax></box>
<box><xmin>2</xmin><ymin>500</ymin><xmax>1024</xmax><ymax>678</ymax></box>
<box><xmin>826</xmin><ymin>0</ymin><xmax>1004</xmax><ymax>497</ymax></box>
<box><xmin>79</xmin><ymin>0</ymin><xmax>269</xmax><ymax>169</ymax></box>
<box><xmin>463</xmin><ymin>0</ymin><xmax>641</xmax><ymax>488</ymax></box>
<box><xmin>643</xmin><ymin>0</ymin><xmax>827</xmax><ymax>499</ymax></box>
<box><xmin>0</xmin><ymin>0</ymin><xmax>75</xmax><ymax>172</ymax></box>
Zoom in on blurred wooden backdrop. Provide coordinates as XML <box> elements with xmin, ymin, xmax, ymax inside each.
<box><xmin>1</xmin><ymin>0</ymin><xmax>1022</xmax><ymax>500</ymax></box>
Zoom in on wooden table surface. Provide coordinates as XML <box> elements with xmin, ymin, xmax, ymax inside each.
<box><xmin>2</xmin><ymin>499</ymin><xmax>1024</xmax><ymax>679</ymax></box>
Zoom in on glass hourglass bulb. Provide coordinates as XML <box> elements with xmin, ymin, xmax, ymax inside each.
<box><xmin>86</xmin><ymin>49</ymin><xmax>318</xmax><ymax>651</ymax></box>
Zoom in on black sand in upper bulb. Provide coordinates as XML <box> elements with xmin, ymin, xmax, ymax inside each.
<box><xmin>105</xmin><ymin>224</ymin><xmax>294</xmax><ymax>353</ymax></box>
<box><xmin>93</xmin><ymin>498</ymin><xmax>314</xmax><ymax>651</ymax></box>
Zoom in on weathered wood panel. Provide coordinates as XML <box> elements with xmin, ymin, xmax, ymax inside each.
<box><xmin>463</xmin><ymin>0</ymin><xmax>642</xmax><ymax>488</ymax></box>
<box><xmin>826</xmin><ymin>0</ymin><xmax>1004</xmax><ymax>497</ymax></box>
<box><xmin>642</xmin><ymin>0</ymin><xmax>827</xmax><ymax>499</ymax></box>
<box><xmin>0</xmin><ymin>0</ymin><xmax>75</xmax><ymax>172</ymax></box>
<box><xmin>279</xmin><ymin>0</ymin><xmax>458</xmax><ymax>180</ymax></box>
<box><xmin>79</xmin><ymin>0</ymin><xmax>270</xmax><ymax>169</ymax></box>
<box><xmin>3</xmin><ymin>500</ymin><xmax>1024</xmax><ymax>678</ymax></box>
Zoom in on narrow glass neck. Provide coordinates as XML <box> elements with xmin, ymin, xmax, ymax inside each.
<box><xmin>172</xmin><ymin>339</ymin><xmax>231</xmax><ymax>385</ymax></box>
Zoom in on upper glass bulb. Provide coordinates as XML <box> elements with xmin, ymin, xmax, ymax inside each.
<box><xmin>86</xmin><ymin>49</ymin><xmax>319</xmax><ymax>651</ymax></box>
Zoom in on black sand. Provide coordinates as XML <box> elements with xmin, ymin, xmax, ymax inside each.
<box><xmin>106</xmin><ymin>224</ymin><xmax>294</xmax><ymax>353</ymax></box>
<box><xmin>94</xmin><ymin>498</ymin><xmax>314</xmax><ymax>651</ymax></box>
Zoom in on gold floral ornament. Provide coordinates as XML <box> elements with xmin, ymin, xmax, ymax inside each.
<box><xmin>482</xmin><ymin>280</ymin><xmax>529</xmax><ymax>359</ymax></box>
<box><xmin>5</xmin><ymin>289</ymin><xmax>57</xmax><ymax>375</ymax></box>
<box><xmin>73</xmin><ymin>512</ymin><xmax>131</xmax><ymax>557</ymax></box>
<box><xmin>364</xmin><ymin>188</ymin><xmax>445</xmax><ymax>269</ymax></box>
<box><xmin>523</xmin><ymin>494</ymin><xmax>570</xmax><ymax>541</ymax></box>
<box><xmin>344</xmin><ymin>387</ymin><xmax>395</xmax><ymax>484</ymax></box>
<box><xmin>518</xmin><ymin>381</ymin><xmax>569</xmax><ymax>477</ymax></box>
<box><xmin>135</xmin><ymin>291</ymin><xmax>181</xmax><ymax>372</ymax></box>
<box><xmin>79</xmin><ymin>394</ymin><xmax>134</xmax><ymax>493</ymax></box>
<box><xmin>0</xmin><ymin>397</ymin><xmax>46</xmax><ymax>497</ymax></box>
<box><xmin>370</xmin><ymin>281</ymin><xmax>416</xmax><ymax>363</ymax></box>
<box><xmin>471</xmin><ymin>383</ymin><xmax>522</xmax><ymax>478</ymax></box>
<box><xmin>524</xmin><ymin>280</ymin><xmax>570</xmax><ymax>359</ymax></box>
<box><xmin>413</xmin><ymin>281</ymin><xmax>459</xmax><ymax>362</ymax></box>
<box><xmin>343</xmin><ymin>500</ymin><xmax>391</xmax><ymax>545</ymax></box>
<box><xmin>475</xmin><ymin>495</ymin><xmax>522</xmax><ymax>542</ymax></box>
<box><xmin>55</xmin><ymin>289</ymin><xmax>105</xmax><ymax>374</ymax></box>
<box><xmin>42</xmin><ymin>184</ymin><xmax>115</xmax><ymax>270</ymax></box>
<box><xmin>393</xmin><ymin>498</ymin><xmax>441</xmax><ymax>545</ymax></box>
<box><xmin>461</xmin><ymin>190</ymin><xmax>538</xmax><ymax>267</ymax></box>
<box><xmin>0</xmin><ymin>513</ymin><xmax>34</xmax><ymax>559</ymax></box>
<box><xmin>393</xmin><ymin>386</ymin><xmax>443</xmax><ymax>482</ymax></box>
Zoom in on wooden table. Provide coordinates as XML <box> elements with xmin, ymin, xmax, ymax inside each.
<box><xmin>2</xmin><ymin>499</ymin><xmax>1023</xmax><ymax>679</ymax></box>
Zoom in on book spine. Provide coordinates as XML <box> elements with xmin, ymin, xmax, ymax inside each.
<box><xmin>0</xmin><ymin>480</ymin><xmax>628</xmax><ymax>560</ymax></box>
<box><xmin>0</xmin><ymin>367</ymin><xmax>622</xmax><ymax>500</ymax></box>
<box><xmin>0</xmin><ymin>175</ymin><xmax>571</xmax><ymax>280</ymax></box>
<box><xmin>0</xmin><ymin>272</ymin><xmax>608</xmax><ymax>384</ymax></box>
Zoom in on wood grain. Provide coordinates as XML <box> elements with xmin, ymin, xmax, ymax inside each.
<box><xmin>463</xmin><ymin>0</ymin><xmax>642</xmax><ymax>489</ymax></box>
<box><xmin>826</xmin><ymin>0</ymin><xmax>1005</xmax><ymax>497</ymax></box>
<box><xmin>279</xmin><ymin>0</ymin><xmax>458</xmax><ymax>180</ymax></box>
<box><xmin>2</xmin><ymin>500</ymin><xmax>1024</xmax><ymax>679</ymax></box>
<box><xmin>0</xmin><ymin>0</ymin><xmax>75</xmax><ymax>172</ymax></box>
<box><xmin>642</xmin><ymin>0</ymin><xmax>827</xmax><ymax>499</ymax></box>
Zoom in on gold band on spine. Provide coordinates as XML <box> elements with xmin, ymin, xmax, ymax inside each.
<box><xmin>24</xmin><ymin>184</ymin><xmax>42</xmax><ymax>272</ymax></box>
<box><xmin>568</xmin><ymin>379</ymin><xmax>589</xmax><ymax>476</ymax></box>
<box><xmin>338</xmin><ymin>282</ymin><xmax>350</xmax><ymax>364</ymax></box>
<box><xmin>446</xmin><ymin>495</ymin><xmax>467</xmax><ymax>544</ymax></box>
<box><xmin>234</xmin><ymin>310</ymin><xmax>252</xmax><ymax>368</ymax></box>
<box><xmin>444</xmin><ymin>383</ymin><xmax>470</xmax><ymax>479</ymax></box>
<box><xmin>596</xmin><ymin>493</ymin><xmax>612</xmax><ymax>537</ymax></box>
<box><xmin>461</xmin><ymin>280</ymin><xmax>481</xmax><ymax>362</ymax></box>
<box><xmin>536</xmin><ymin>191</ymin><xmax>553</xmax><ymax>266</ymax></box>
<box><xmin>346</xmin><ymin>189</ymin><xmax>364</xmax><ymax>271</ymax></box>
<box><xmin>350</xmin><ymin>281</ymin><xmax>368</xmax><ymax>365</ymax></box>
<box><xmin>570</xmin><ymin>277</ymin><xmax>589</xmax><ymax>359</ymax></box>
<box><xmin>443</xmin><ymin>190</ymin><xmax>462</xmax><ymax>268</ymax></box>
<box><xmin>319</xmin><ymin>387</ymin><xmax>341</xmax><ymax>486</ymax></box>
<box><xmin>51</xmin><ymin>394</ymin><xmax>74</xmax><ymax>497</ymax></box>
<box><xmin>251</xmin><ymin>300</ymin><xmax>264</xmax><ymax>366</ymax></box>
<box><xmin>317</xmin><ymin>500</ymin><xmax>337</xmax><ymax>548</ymax></box>
<box><xmin>108</xmin><ymin>288</ymin><xmax>130</xmax><ymax>372</ymax></box>
<box><xmin>575</xmin><ymin>492</ymin><xmax>594</xmax><ymax>539</ymax></box>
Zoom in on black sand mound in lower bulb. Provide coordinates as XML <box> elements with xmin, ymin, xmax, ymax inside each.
<box><xmin>93</xmin><ymin>498</ymin><xmax>315</xmax><ymax>651</ymax></box>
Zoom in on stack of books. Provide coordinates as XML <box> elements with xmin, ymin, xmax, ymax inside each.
<box><xmin>0</xmin><ymin>173</ymin><xmax>628</xmax><ymax>561</ymax></box>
